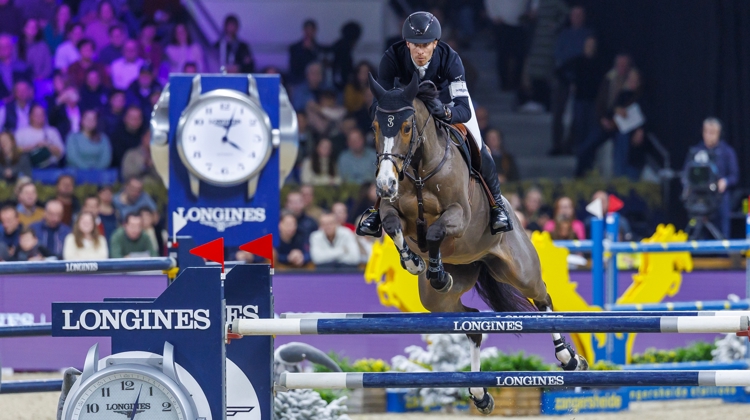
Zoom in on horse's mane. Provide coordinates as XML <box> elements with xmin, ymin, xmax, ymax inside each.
<box><xmin>393</xmin><ymin>77</ymin><xmax>439</xmax><ymax>102</ymax></box>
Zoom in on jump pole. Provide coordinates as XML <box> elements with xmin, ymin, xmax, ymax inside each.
<box><xmin>280</xmin><ymin>309</ymin><xmax>750</xmax><ymax>319</ymax></box>
<box><xmin>0</xmin><ymin>379</ymin><xmax>63</xmax><ymax>394</ymax></box>
<box><xmin>0</xmin><ymin>258</ymin><xmax>175</xmax><ymax>275</ymax></box>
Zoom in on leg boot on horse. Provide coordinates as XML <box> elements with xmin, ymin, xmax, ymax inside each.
<box><xmin>534</xmin><ymin>295</ymin><xmax>589</xmax><ymax>371</ymax></box>
<box><xmin>381</xmin><ymin>212</ymin><xmax>426</xmax><ymax>275</ymax></box>
<box><xmin>479</xmin><ymin>145</ymin><xmax>513</xmax><ymax>234</ymax></box>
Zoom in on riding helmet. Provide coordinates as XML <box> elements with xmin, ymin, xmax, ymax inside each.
<box><xmin>402</xmin><ymin>11</ymin><xmax>441</xmax><ymax>44</ymax></box>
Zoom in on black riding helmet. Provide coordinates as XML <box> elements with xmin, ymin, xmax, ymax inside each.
<box><xmin>402</xmin><ymin>11</ymin><xmax>441</xmax><ymax>44</ymax></box>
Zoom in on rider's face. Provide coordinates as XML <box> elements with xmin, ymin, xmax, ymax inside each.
<box><xmin>407</xmin><ymin>41</ymin><xmax>438</xmax><ymax>67</ymax></box>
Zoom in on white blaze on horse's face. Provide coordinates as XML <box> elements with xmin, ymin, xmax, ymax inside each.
<box><xmin>376</xmin><ymin>136</ymin><xmax>399</xmax><ymax>200</ymax></box>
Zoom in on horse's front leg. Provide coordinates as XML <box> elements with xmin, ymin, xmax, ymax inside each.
<box><xmin>467</xmin><ymin>331</ymin><xmax>495</xmax><ymax>415</ymax></box>
<box><xmin>381</xmin><ymin>207</ymin><xmax>426</xmax><ymax>275</ymax></box>
<box><xmin>426</xmin><ymin>203</ymin><xmax>465</xmax><ymax>293</ymax></box>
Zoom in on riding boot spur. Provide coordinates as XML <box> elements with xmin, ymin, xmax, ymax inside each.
<box><xmin>480</xmin><ymin>145</ymin><xmax>513</xmax><ymax>234</ymax></box>
<box><xmin>356</xmin><ymin>198</ymin><xmax>382</xmax><ymax>237</ymax></box>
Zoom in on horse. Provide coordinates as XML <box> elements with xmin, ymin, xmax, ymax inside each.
<box><xmin>369</xmin><ymin>73</ymin><xmax>588</xmax><ymax>415</ymax></box>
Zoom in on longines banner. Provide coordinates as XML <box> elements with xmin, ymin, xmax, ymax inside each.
<box><xmin>167</xmin><ymin>74</ymin><xmax>280</xmax><ymax>246</ymax></box>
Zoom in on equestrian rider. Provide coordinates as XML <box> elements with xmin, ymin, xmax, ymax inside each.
<box><xmin>357</xmin><ymin>11</ymin><xmax>512</xmax><ymax>237</ymax></box>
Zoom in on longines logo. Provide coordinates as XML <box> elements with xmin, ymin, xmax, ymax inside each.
<box><xmin>497</xmin><ymin>375</ymin><xmax>565</xmax><ymax>386</ymax></box>
<box><xmin>108</xmin><ymin>403</ymin><xmax>149</xmax><ymax>416</ymax></box>
<box><xmin>61</xmin><ymin>309</ymin><xmax>211</xmax><ymax>330</ymax></box>
<box><xmin>175</xmin><ymin>207</ymin><xmax>266</xmax><ymax>232</ymax></box>
<box><xmin>453</xmin><ymin>320</ymin><xmax>523</xmax><ymax>332</ymax></box>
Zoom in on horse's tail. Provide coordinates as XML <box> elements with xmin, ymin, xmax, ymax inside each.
<box><xmin>473</xmin><ymin>264</ymin><xmax>536</xmax><ymax>313</ymax></box>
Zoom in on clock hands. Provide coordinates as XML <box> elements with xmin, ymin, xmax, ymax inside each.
<box><xmin>129</xmin><ymin>385</ymin><xmax>143</xmax><ymax>420</ymax></box>
<box><xmin>219</xmin><ymin>109</ymin><xmax>244</xmax><ymax>151</ymax></box>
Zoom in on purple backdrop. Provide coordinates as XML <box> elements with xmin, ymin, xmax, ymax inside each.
<box><xmin>0</xmin><ymin>270</ymin><xmax>745</xmax><ymax>370</ymax></box>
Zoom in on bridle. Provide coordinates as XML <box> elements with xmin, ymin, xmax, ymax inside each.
<box><xmin>375</xmin><ymin>105</ymin><xmax>435</xmax><ymax>182</ymax></box>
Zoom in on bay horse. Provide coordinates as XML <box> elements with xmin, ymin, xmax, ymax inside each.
<box><xmin>369</xmin><ymin>74</ymin><xmax>588</xmax><ymax>415</ymax></box>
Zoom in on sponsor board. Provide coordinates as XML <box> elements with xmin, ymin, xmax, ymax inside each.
<box><xmin>542</xmin><ymin>390</ymin><xmax>628</xmax><ymax>414</ymax></box>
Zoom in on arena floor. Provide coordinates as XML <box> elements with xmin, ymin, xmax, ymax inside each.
<box><xmin>0</xmin><ymin>373</ymin><xmax>746</xmax><ymax>420</ymax></box>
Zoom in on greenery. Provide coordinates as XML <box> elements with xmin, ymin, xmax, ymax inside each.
<box><xmin>589</xmin><ymin>360</ymin><xmax>622</xmax><ymax>371</ymax></box>
<box><xmin>631</xmin><ymin>341</ymin><xmax>715</xmax><ymax>364</ymax></box>
<box><xmin>462</xmin><ymin>351</ymin><xmax>552</xmax><ymax>372</ymax></box>
<box><xmin>312</xmin><ymin>351</ymin><xmax>390</xmax><ymax>373</ymax></box>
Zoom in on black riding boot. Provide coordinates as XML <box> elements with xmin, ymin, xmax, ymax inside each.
<box><xmin>480</xmin><ymin>145</ymin><xmax>512</xmax><ymax>234</ymax></box>
<box><xmin>356</xmin><ymin>200</ymin><xmax>382</xmax><ymax>237</ymax></box>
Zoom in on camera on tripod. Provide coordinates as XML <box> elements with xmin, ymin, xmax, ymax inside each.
<box><xmin>682</xmin><ymin>150</ymin><xmax>723</xmax><ymax>238</ymax></box>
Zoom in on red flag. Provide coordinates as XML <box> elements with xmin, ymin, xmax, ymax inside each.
<box><xmin>240</xmin><ymin>234</ymin><xmax>274</xmax><ymax>268</ymax></box>
<box><xmin>190</xmin><ymin>238</ymin><xmax>225</xmax><ymax>273</ymax></box>
<box><xmin>608</xmin><ymin>195</ymin><xmax>624</xmax><ymax>213</ymax></box>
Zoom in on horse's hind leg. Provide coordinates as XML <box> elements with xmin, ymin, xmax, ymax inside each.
<box><xmin>381</xmin><ymin>209</ymin><xmax>426</xmax><ymax>275</ymax></box>
<box><xmin>534</xmin><ymin>295</ymin><xmax>589</xmax><ymax>371</ymax></box>
<box><xmin>466</xmin><ymin>322</ymin><xmax>494</xmax><ymax>415</ymax></box>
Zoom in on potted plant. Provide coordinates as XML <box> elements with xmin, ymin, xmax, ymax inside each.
<box><xmin>314</xmin><ymin>353</ymin><xmax>391</xmax><ymax>414</ymax></box>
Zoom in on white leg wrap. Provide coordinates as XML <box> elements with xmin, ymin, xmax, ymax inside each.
<box><xmin>547</xmin><ymin>308</ymin><xmax>572</xmax><ymax>364</ymax></box>
<box><xmin>470</xmin><ymin>344</ymin><xmax>484</xmax><ymax>398</ymax></box>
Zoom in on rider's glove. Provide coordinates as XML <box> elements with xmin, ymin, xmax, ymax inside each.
<box><xmin>425</xmin><ymin>98</ymin><xmax>450</xmax><ymax>121</ymax></box>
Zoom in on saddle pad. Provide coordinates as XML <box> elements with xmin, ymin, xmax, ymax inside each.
<box><xmin>447</xmin><ymin>123</ymin><xmax>482</xmax><ymax>174</ymax></box>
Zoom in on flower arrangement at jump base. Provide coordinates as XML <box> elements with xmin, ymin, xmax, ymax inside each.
<box><xmin>312</xmin><ymin>353</ymin><xmax>392</xmax><ymax>413</ymax></box>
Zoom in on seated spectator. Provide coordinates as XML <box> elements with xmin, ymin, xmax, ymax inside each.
<box><xmin>63</xmin><ymin>211</ymin><xmax>108</xmax><ymax>260</ymax></box>
<box><xmin>165</xmin><ymin>23</ymin><xmax>204</xmax><ymax>73</ymax></box>
<box><xmin>299</xmin><ymin>184</ymin><xmax>323</xmax><ymax>222</ymax></box>
<box><xmin>139</xmin><ymin>206</ymin><xmax>164</xmax><ymax>255</ymax></box>
<box><xmin>79</xmin><ymin>68</ymin><xmax>110</xmax><ymax>111</ymax></box>
<box><xmin>109</xmin><ymin>212</ymin><xmax>156</xmax><ymax>258</ymax></box>
<box><xmin>43</xmin><ymin>4</ymin><xmax>71</xmax><ymax>54</ymax></box>
<box><xmin>215</xmin><ymin>14</ymin><xmax>255</xmax><ymax>74</ymax></box>
<box><xmin>0</xmin><ymin>205</ymin><xmax>21</xmax><ymax>256</ymax></box>
<box><xmin>300</xmin><ymin>138</ymin><xmax>341</xmax><ymax>186</ymax></box>
<box><xmin>48</xmin><ymin>86</ymin><xmax>82</xmax><ymax>139</ymax></box>
<box><xmin>485</xmin><ymin>129</ymin><xmax>520</xmax><ymax>183</ymax></box>
<box><xmin>291</xmin><ymin>61</ymin><xmax>324</xmax><ymax>112</ymax></box>
<box><xmin>43</xmin><ymin>70</ymin><xmax>65</xmax><ymax>111</ymax></box>
<box><xmin>306</xmin><ymin>90</ymin><xmax>346</xmax><ymax>138</ymax></box>
<box><xmin>110</xmin><ymin>39</ymin><xmax>144</xmax><ymax>91</ymax></box>
<box><xmin>522</xmin><ymin>187</ymin><xmax>545</xmax><ymax>231</ymax></box>
<box><xmin>68</xmin><ymin>39</ymin><xmax>110</xmax><ymax>88</ymax></box>
<box><xmin>514</xmin><ymin>210</ymin><xmax>532</xmax><ymax>237</ymax></box>
<box><xmin>126</xmin><ymin>64</ymin><xmax>161</xmax><ymax>119</ymax></box>
<box><xmin>15</xmin><ymin>104</ymin><xmax>65</xmax><ymax>167</ymax></box>
<box><xmin>349</xmin><ymin>182</ymin><xmax>377</xmax><ymax>225</ymax></box>
<box><xmin>12</xmin><ymin>227</ymin><xmax>50</xmax><ymax>261</ymax></box>
<box><xmin>97</xmin><ymin>24</ymin><xmax>126</xmax><ymax>66</ymax></box>
<box><xmin>332</xmin><ymin>202</ymin><xmax>355</xmax><ymax>231</ymax></box>
<box><xmin>53</xmin><ymin>22</ymin><xmax>83</xmax><ymax>72</ymax></box>
<box><xmin>0</xmin><ymin>131</ymin><xmax>32</xmax><ymax>182</ymax></box>
<box><xmin>276</xmin><ymin>212</ymin><xmax>310</xmax><ymax>268</ymax></box>
<box><xmin>138</xmin><ymin>21</ymin><xmax>164</xmax><ymax>80</ymax></box>
<box><xmin>2</xmin><ymin>80</ymin><xmax>36</xmax><ymax>132</ymax></box>
<box><xmin>122</xmin><ymin>131</ymin><xmax>158</xmax><ymax>182</ymax></box>
<box><xmin>113</xmin><ymin>176</ymin><xmax>157</xmax><ymax>219</ymax></box>
<box><xmin>544</xmin><ymin>196</ymin><xmax>586</xmax><ymax>240</ymax></box>
<box><xmin>97</xmin><ymin>185</ymin><xmax>118</xmax><ymax>239</ymax></box>
<box><xmin>30</xmin><ymin>199</ymin><xmax>71</xmax><ymax>259</ymax></box>
<box><xmin>310</xmin><ymin>213</ymin><xmax>360</xmax><ymax>267</ymax></box>
<box><xmin>0</xmin><ymin>35</ymin><xmax>33</xmax><ymax>102</ymax></box>
<box><xmin>343</xmin><ymin>61</ymin><xmax>375</xmax><ymax>114</ymax></box>
<box><xmin>18</xmin><ymin>18</ymin><xmax>52</xmax><ymax>81</ymax></box>
<box><xmin>110</xmin><ymin>105</ymin><xmax>144</xmax><ymax>168</ymax></box>
<box><xmin>67</xmin><ymin>109</ymin><xmax>112</xmax><ymax>169</ymax></box>
<box><xmin>81</xmin><ymin>194</ymin><xmax>105</xmax><ymax>236</ymax></box>
<box><xmin>337</xmin><ymin>128</ymin><xmax>376</xmax><ymax>185</ymax></box>
<box><xmin>15</xmin><ymin>178</ymin><xmax>44</xmax><ymax>226</ymax></box>
<box><xmin>54</xmin><ymin>174</ymin><xmax>80</xmax><ymax>226</ymax></box>
<box><xmin>284</xmin><ymin>190</ymin><xmax>317</xmax><ymax>243</ymax></box>
<box><xmin>103</xmin><ymin>90</ymin><xmax>126</xmax><ymax>135</ymax></box>
<box><xmin>84</xmin><ymin>1</ymin><xmax>117</xmax><ymax>52</ymax></box>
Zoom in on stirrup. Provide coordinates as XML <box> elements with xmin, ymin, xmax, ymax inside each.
<box><xmin>356</xmin><ymin>207</ymin><xmax>382</xmax><ymax>237</ymax></box>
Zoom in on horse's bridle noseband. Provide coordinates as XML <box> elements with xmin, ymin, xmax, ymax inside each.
<box><xmin>375</xmin><ymin>105</ymin><xmax>431</xmax><ymax>181</ymax></box>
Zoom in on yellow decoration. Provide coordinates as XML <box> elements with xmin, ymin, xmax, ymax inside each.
<box><xmin>364</xmin><ymin>235</ymin><xmax>428</xmax><ymax>313</ymax></box>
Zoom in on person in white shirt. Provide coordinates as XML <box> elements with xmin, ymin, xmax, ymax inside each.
<box><xmin>309</xmin><ymin>213</ymin><xmax>360</xmax><ymax>267</ymax></box>
<box><xmin>14</xmin><ymin>104</ymin><xmax>65</xmax><ymax>167</ymax></box>
<box><xmin>63</xmin><ymin>211</ymin><xmax>108</xmax><ymax>260</ymax></box>
<box><xmin>53</xmin><ymin>22</ymin><xmax>83</xmax><ymax>71</ymax></box>
<box><xmin>165</xmin><ymin>23</ymin><xmax>204</xmax><ymax>73</ymax></box>
<box><xmin>110</xmin><ymin>39</ymin><xmax>144</xmax><ymax>90</ymax></box>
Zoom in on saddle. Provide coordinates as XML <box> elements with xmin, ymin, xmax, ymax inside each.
<box><xmin>445</xmin><ymin>123</ymin><xmax>482</xmax><ymax>176</ymax></box>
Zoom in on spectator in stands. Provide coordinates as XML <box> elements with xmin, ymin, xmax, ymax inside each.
<box><xmin>12</xmin><ymin>227</ymin><xmax>49</xmax><ymax>261</ymax></box>
<box><xmin>113</xmin><ymin>176</ymin><xmax>157</xmax><ymax>219</ymax></box>
<box><xmin>310</xmin><ymin>212</ymin><xmax>360</xmax><ymax>267</ymax></box>
<box><xmin>109</xmin><ymin>212</ymin><xmax>155</xmax><ymax>258</ymax></box>
<box><xmin>291</xmin><ymin>61</ymin><xmax>325</xmax><ymax>113</ymax></box>
<box><xmin>66</xmin><ymin>109</ymin><xmax>112</xmax><ymax>169</ymax></box>
<box><xmin>288</xmin><ymin>19</ymin><xmax>323</xmax><ymax>85</ymax></box>
<box><xmin>111</xmin><ymin>39</ymin><xmax>144</xmax><ymax>91</ymax></box>
<box><xmin>0</xmin><ymin>205</ymin><xmax>21</xmax><ymax>256</ymax></box>
<box><xmin>97</xmin><ymin>185</ymin><xmax>118</xmax><ymax>238</ymax></box>
<box><xmin>299</xmin><ymin>184</ymin><xmax>323</xmax><ymax>221</ymax></box>
<box><xmin>561</xmin><ymin>36</ymin><xmax>601</xmax><ymax>156</ymax></box>
<box><xmin>307</xmin><ymin>90</ymin><xmax>346</xmax><ymax>140</ymax></box>
<box><xmin>79</xmin><ymin>68</ymin><xmax>110</xmax><ymax>111</ymax></box>
<box><xmin>485</xmin><ymin>129</ymin><xmax>520</xmax><ymax>183</ymax></box>
<box><xmin>53</xmin><ymin>22</ymin><xmax>83</xmax><ymax>72</ymax></box>
<box><xmin>85</xmin><ymin>1</ymin><xmax>117</xmax><ymax>52</ymax></box>
<box><xmin>0</xmin><ymin>131</ymin><xmax>32</xmax><ymax>182</ymax></box>
<box><xmin>544</xmin><ymin>196</ymin><xmax>585</xmax><ymax>240</ymax></box>
<box><xmin>550</xmin><ymin>5</ymin><xmax>593</xmax><ymax>156</ymax></box>
<box><xmin>97</xmin><ymin>24</ymin><xmax>126</xmax><ymax>66</ymax></box>
<box><xmin>103</xmin><ymin>90</ymin><xmax>126</xmax><ymax>135</ymax></box>
<box><xmin>301</xmin><ymin>138</ymin><xmax>340</xmax><ymax>186</ymax></box>
<box><xmin>344</xmin><ymin>61</ymin><xmax>375</xmax><ymax>114</ymax></box>
<box><xmin>110</xmin><ymin>105</ymin><xmax>143</xmax><ymax>168</ymax></box>
<box><xmin>284</xmin><ymin>190</ymin><xmax>318</xmax><ymax>243</ymax></box>
<box><xmin>54</xmin><ymin>174</ymin><xmax>80</xmax><ymax>225</ymax></box>
<box><xmin>476</xmin><ymin>105</ymin><xmax>492</xmax><ymax>139</ymax></box>
<box><xmin>15</xmin><ymin>104</ymin><xmax>65</xmax><ymax>167</ymax></box>
<box><xmin>48</xmin><ymin>86</ymin><xmax>82</xmax><ymax>139</ymax></box>
<box><xmin>332</xmin><ymin>202</ymin><xmax>355</xmax><ymax>231</ymax></box>
<box><xmin>43</xmin><ymin>4</ymin><xmax>71</xmax><ymax>54</ymax></box>
<box><xmin>485</xmin><ymin>0</ymin><xmax>530</xmax><ymax>92</ymax></box>
<box><xmin>0</xmin><ymin>36</ymin><xmax>33</xmax><ymax>102</ymax></box>
<box><xmin>585</xmin><ymin>190</ymin><xmax>634</xmax><ymax>241</ymax></box>
<box><xmin>0</xmin><ymin>0</ymin><xmax>24</xmax><ymax>37</ymax></box>
<box><xmin>331</xmin><ymin>22</ymin><xmax>362</xmax><ymax>90</ymax></box>
<box><xmin>68</xmin><ymin>39</ymin><xmax>110</xmax><ymax>88</ymax></box>
<box><xmin>138</xmin><ymin>21</ymin><xmax>164</xmax><ymax>80</ymax></box>
<box><xmin>15</xmin><ymin>178</ymin><xmax>44</xmax><ymax>226</ymax></box>
<box><xmin>122</xmin><ymin>130</ymin><xmax>158</xmax><ymax>182</ymax></box>
<box><xmin>276</xmin><ymin>212</ymin><xmax>310</xmax><ymax>268</ymax></box>
<box><xmin>44</xmin><ymin>70</ymin><xmax>65</xmax><ymax>110</ymax></box>
<box><xmin>81</xmin><ymin>194</ymin><xmax>105</xmax><ymax>236</ymax></box>
<box><xmin>337</xmin><ymin>129</ymin><xmax>376</xmax><ymax>185</ymax></box>
<box><xmin>349</xmin><ymin>182</ymin><xmax>377</xmax><ymax>224</ymax></box>
<box><xmin>139</xmin><ymin>207</ymin><xmax>163</xmax><ymax>255</ymax></box>
<box><xmin>18</xmin><ymin>18</ymin><xmax>52</xmax><ymax>82</ymax></box>
<box><xmin>126</xmin><ymin>64</ymin><xmax>160</xmax><ymax>119</ymax></box>
<box><xmin>30</xmin><ymin>199</ymin><xmax>71</xmax><ymax>259</ymax></box>
<box><xmin>166</xmin><ymin>23</ymin><xmax>204</xmax><ymax>73</ymax></box>
<box><xmin>2</xmin><ymin>80</ymin><xmax>36</xmax><ymax>132</ymax></box>
<box><xmin>612</xmin><ymin>69</ymin><xmax>647</xmax><ymax>180</ymax></box>
<box><xmin>216</xmin><ymin>14</ymin><xmax>255</xmax><ymax>74</ymax></box>
<box><xmin>63</xmin><ymin>211</ymin><xmax>108</xmax><ymax>260</ymax></box>
<box><xmin>522</xmin><ymin>187</ymin><xmax>544</xmax><ymax>231</ymax></box>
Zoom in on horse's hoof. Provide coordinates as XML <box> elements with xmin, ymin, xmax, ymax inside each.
<box><xmin>562</xmin><ymin>354</ymin><xmax>589</xmax><ymax>371</ymax></box>
<box><xmin>400</xmin><ymin>252</ymin><xmax>426</xmax><ymax>275</ymax></box>
<box><xmin>430</xmin><ymin>271</ymin><xmax>453</xmax><ymax>294</ymax></box>
<box><xmin>470</xmin><ymin>390</ymin><xmax>494</xmax><ymax>415</ymax></box>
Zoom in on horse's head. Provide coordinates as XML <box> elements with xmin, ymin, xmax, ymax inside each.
<box><xmin>370</xmin><ymin>73</ymin><xmax>419</xmax><ymax>200</ymax></box>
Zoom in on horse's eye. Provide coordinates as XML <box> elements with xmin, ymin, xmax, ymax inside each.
<box><xmin>404</xmin><ymin>125</ymin><xmax>411</xmax><ymax>133</ymax></box>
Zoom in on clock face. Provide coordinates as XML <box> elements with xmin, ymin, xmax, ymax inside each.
<box><xmin>179</xmin><ymin>95</ymin><xmax>271</xmax><ymax>186</ymax></box>
<box><xmin>70</xmin><ymin>372</ymin><xmax>186</xmax><ymax>420</ymax></box>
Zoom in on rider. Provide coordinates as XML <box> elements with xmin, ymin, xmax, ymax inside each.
<box><xmin>357</xmin><ymin>11</ymin><xmax>512</xmax><ymax>237</ymax></box>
